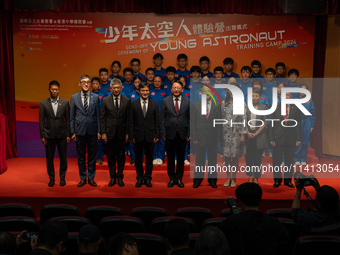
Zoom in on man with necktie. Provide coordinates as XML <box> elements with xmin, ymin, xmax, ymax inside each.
<box><xmin>70</xmin><ymin>75</ymin><xmax>101</xmax><ymax>187</ymax></box>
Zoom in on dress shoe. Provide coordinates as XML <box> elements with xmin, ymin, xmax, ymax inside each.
<box><xmin>177</xmin><ymin>180</ymin><xmax>184</xmax><ymax>188</ymax></box>
<box><xmin>60</xmin><ymin>179</ymin><xmax>66</xmax><ymax>186</ymax></box>
<box><xmin>224</xmin><ymin>179</ymin><xmax>231</xmax><ymax>187</ymax></box>
<box><xmin>193</xmin><ymin>183</ymin><xmax>200</xmax><ymax>188</ymax></box>
<box><xmin>130</xmin><ymin>159</ymin><xmax>135</xmax><ymax>165</ymax></box>
<box><xmin>88</xmin><ymin>179</ymin><xmax>97</xmax><ymax>187</ymax></box>
<box><xmin>118</xmin><ymin>179</ymin><xmax>125</xmax><ymax>187</ymax></box>
<box><xmin>96</xmin><ymin>158</ymin><xmax>103</xmax><ymax>165</ymax></box>
<box><xmin>273</xmin><ymin>181</ymin><xmax>281</xmax><ymax>188</ymax></box>
<box><xmin>108</xmin><ymin>179</ymin><xmax>116</xmax><ymax>187</ymax></box>
<box><xmin>48</xmin><ymin>179</ymin><xmax>55</xmax><ymax>187</ymax></box>
<box><xmin>209</xmin><ymin>183</ymin><xmax>217</xmax><ymax>188</ymax></box>
<box><xmin>284</xmin><ymin>181</ymin><xmax>295</xmax><ymax>188</ymax></box>
<box><xmin>78</xmin><ymin>179</ymin><xmax>86</xmax><ymax>187</ymax></box>
<box><xmin>144</xmin><ymin>180</ymin><xmax>152</xmax><ymax>187</ymax></box>
<box><xmin>135</xmin><ymin>180</ymin><xmax>143</xmax><ymax>188</ymax></box>
<box><xmin>230</xmin><ymin>179</ymin><xmax>237</xmax><ymax>188</ymax></box>
<box><xmin>168</xmin><ymin>180</ymin><xmax>175</xmax><ymax>188</ymax></box>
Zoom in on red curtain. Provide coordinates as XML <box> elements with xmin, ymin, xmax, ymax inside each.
<box><xmin>0</xmin><ymin>0</ymin><xmax>335</xmax><ymax>159</ymax></box>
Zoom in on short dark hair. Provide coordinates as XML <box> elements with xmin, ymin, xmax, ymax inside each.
<box><xmin>265</xmin><ymin>68</ymin><xmax>276</xmax><ymax>76</ymax></box>
<box><xmin>91</xmin><ymin>77</ymin><xmax>100</xmax><ymax>83</ymax></box>
<box><xmin>154</xmin><ymin>75</ymin><xmax>163</xmax><ymax>80</ymax></box>
<box><xmin>177</xmin><ymin>53</ymin><xmax>188</xmax><ymax>60</ymax></box>
<box><xmin>241</xmin><ymin>66</ymin><xmax>252</xmax><ymax>73</ymax></box>
<box><xmin>199</xmin><ymin>56</ymin><xmax>210</xmax><ymax>63</ymax></box>
<box><xmin>37</xmin><ymin>222</ymin><xmax>68</xmax><ymax>251</ymax></box>
<box><xmin>139</xmin><ymin>82</ymin><xmax>150</xmax><ymax>91</ymax></box>
<box><xmin>108</xmin><ymin>233</ymin><xmax>137</xmax><ymax>255</ymax></box>
<box><xmin>275</xmin><ymin>62</ymin><xmax>286</xmax><ymax>69</ymax></box>
<box><xmin>133</xmin><ymin>76</ymin><xmax>143</xmax><ymax>83</ymax></box>
<box><xmin>130</xmin><ymin>58</ymin><xmax>141</xmax><ymax>65</ymax></box>
<box><xmin>49</xmin><ymin>80</ymin><xmax>60</xmax><ymax>89</ymax></box>
<box><xmin>99</xmin><ymin>68</ymin><xmax>108</xmax><ymax>74</ymax></box>
<box><xmin>123</xmin><ymin>67</ymin><xmax>133</xmax><ymax>75</ymax></box>
<box><xmin>173</xmin><ymin>81</ymin><xmax>184</xmax><ymax>88</ymax></box>
<box><xmin>288</xmin><ymin>68</ymin><xmax>299</xmax><ymax>77</ymax></box>
<box><xmin>79</xmin><ymin>75</ymin><xmax>91</xmax><ymax>82</ymax></box>
<box><xmin>190</xmin><ymin>66</ymin><xmax>201</xmax><ymax>73</ymax></box>
<box><xmin>299</xmin><ymin>84</ymin><xmax>309</xmax><ymax>90</ymax></box>
<box><xmin>111</xmin><ymin>60</ymin><xmax>121</xmax><ymax>68</ymax></box>
<box><xmin>166</xmin><ymin>66</ymin><xmax>176</xmax><ymax>74</ymax></box>
<box><xmin>252</xmin><ymin>79</ymin><xmax>263</xmax><ymax>89</ymax></box>
<box><xmin>252</xmin><ymin>88</ymin><xmax>262</xmax><ymax>96</ymax></box>
<box><xmin>223</xmin><ymin>57</ymin><xmax>234</xmax><ymax>65</ymax></box>
<box><xmin>0</xmin><ymin>232</ymin><xmax>16</xmax><ymax>254</ymax></box>
<box><xmin>165</xmin><ymin>219</ymin><xmax>190</xmax><ymax>249</ymax></box>
<box><xmin>235</xmin><ymin>182</ymin><xmax>262</xmax><ymax>207</ymax></box>
<box><xmin>145</xmin><ymin>67</ymin><xmax>155</xmax><ymax>75</ymax></box>
<box><xmin>251</xmin><ymin>60</ymin><xmax>261</xmax><ymax>67</ymax></box>
<box><xmin>214</xmin><ymin>66</ymin><xmax>224</xmax><ymax>73</ymax></box>
<box><xmin>153</xmin><ymin>53</ymin><xmax>164</xmax><ymax>60</ymax></box>
<box><xmin>316</xmin><ymin>185</ymin><xmax>339</xmax><ymax>216</ymax></box>
<box><xmin>194</xmin><ymin>226</ymin><xmax>230</xmax><ymax>255</ymax></box>
<box><xmin>277</xmin><ymin>82</ymin><xmax>286</xmax><ymax>87</ymax></box>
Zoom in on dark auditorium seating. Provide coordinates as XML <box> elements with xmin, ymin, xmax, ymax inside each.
<box><xmin>220</xmin><ymin>208</ymin><xmax>233</xmax><ymax>218</ymax></box>
<box><xmin>0</xmin><ymin>203</ymin><xmax>36</xmax><ymax>218</ymax></box>
<box><xmin>99</xmin><ymin>216</ymin><xmax>145</xmax><ymax>240</ymax></box>
<box><xmin>39</xmin><ymin>204</ymin><xmax>79</xmax><ymax>223</ymax></box>
<box><xmin>189</xmin><ymin>233</ymin><xmax>200</xmax><ymax>250</ymax></box>
<box><xmin>175</xmin><ymin>207</ymin><xmax>213</xmax><ymax>231</ymax></box>
<box><xmin>293</xmin><ymin>235</ymin><xmax>340</xmax><ymax>255</ymax></box>
<box><xmin>85</xmin><ymin>206</ymin><xmax>123</xmax><ymax>226</ymax></box>
<box><xmin>0</xmin><ymin>216</ymin><xmax>39</xmax><ymax>232</ymax></box>
<box><xmin>131</xmin><ymin>233</ymin><xmax>167</xmax><ymax>255</ymax></box>
<box><xmin>265</xmin><ymin>208</ymin><xmax>293</xmax><ymax>219</ymax></box>
<box><xmin>201</xmin><ymin>217</ymin><xmax>225</xmax><ymax>229</ymax></box>
<box><xmin>130</xmin><ymin>207</ymin><xmax>168</xmax><ymax>231</ymax></box>
<box><xmin>49</xmin><ymin>216</ymin><xmax>90</xmax><ymax>232</ymax></box>
<box><xmin>66</xmin><ymin>232</ymin><xmax>107</xmax><ymax>255</ymax></box>
<box><xmin>149</xmin><ymin>216</ymin><xmax>196</xmax><ymax>237</ymax></box>
<box><xmin>277</xmin><ymin>218</ymin><xmax>302</xmax><ymax>254</ymax></box>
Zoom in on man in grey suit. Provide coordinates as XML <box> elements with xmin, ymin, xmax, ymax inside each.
<box><xmin>70</xmin><ymin>75</ymin><xmax>101</xmax><ymax>187</ymax></box>
<box><xmin>269</xmin><ymin>92</ymin><xmax>301</xmax><ymax>188</ymax></box>
<box><xmin>39</xmin><ymin>80</ymin><xmax>70</xmax><ymax>187</ymax></box>
<box><xmin>101</xmin><ymin>78</ymin><xmax>131</xmax><ymax>187</ymax></box>
<box><xmin>160</xmin><ymin>81</ymin><xmax>190</xmax><ymax>188</ymax></box>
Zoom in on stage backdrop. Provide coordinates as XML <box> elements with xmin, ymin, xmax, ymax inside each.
<box><xmin>13</xmin><ymin>12</ymin><xmax>315</xmax><ymax>157</ymax></box>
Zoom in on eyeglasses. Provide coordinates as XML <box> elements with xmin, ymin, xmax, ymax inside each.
<box><xmin>80</xmin><ymin>81</ymin><xmax>91</xmax><ymax>85</ymax></box>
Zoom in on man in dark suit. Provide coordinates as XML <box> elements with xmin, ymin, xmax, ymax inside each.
<box><xmin>101</xmin><ymin>78</ymin><xmax>131</xmax><ymax>187</ymax></box>
<box><xmin>269</xmin><ymin>92</ymin><xmax>301</xmax><ymax>188</ymax></box>
<box><xmin>70</xmin><ymin>75</ymin><xmax>101</xmax><ymax>187</ymax></box>
<box><xmin>192</xmin><ymin>85</ymin><xmax>222</xmax><ymax>188</ymax></box>
<box><xmin>160</xmin><ymin>81</ymin><xmax>190</xmax><ymax>188</ymax></box>
<box><xmin>129</xmin><ymin>83</ymin><xmax>160</xmax><ymax>188</ymax></box>
<box><xmin>39</xmin><ymin>80</ymin><xmax>70</xmax><ymax>187</ymax></box>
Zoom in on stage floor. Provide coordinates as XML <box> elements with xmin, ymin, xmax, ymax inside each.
<box><xmin>1</xmin><ymin>150</ymin><xmax>340</xmax><ymax>201</ymax></box>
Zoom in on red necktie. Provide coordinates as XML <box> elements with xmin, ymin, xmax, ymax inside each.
<box><xmin>175</xmin><ymin>98</ymin><xmax>179</xmax><ymax>115</ymax></box>
<box><xmin>284</xmin><ymin>105</ymin><xmax>288</xmax><ymax>123</ymax></box>
<box><xmin>206</xmin><ymin>102</ymin><xmax>209</xmax><ymax>120</ymax></box>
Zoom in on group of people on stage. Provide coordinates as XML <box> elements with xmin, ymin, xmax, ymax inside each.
<box><xmin>39</xmin><ymin>53</ymin><xmax>315</xmax><ymax>189</ymax></box>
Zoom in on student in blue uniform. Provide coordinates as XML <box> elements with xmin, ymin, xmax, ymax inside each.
<box><xmin>275</xmin><ymin>62</ymin><xmax>289</xmax><ymax>85</ymax></box>
<box><xmin>213</xmin><ymin>66</ymin><xmax>227</xmax><ymax>101</ymax></box>
<box><xmin>251</xmin><ymin>79</ymin><xmax>269</xmax><ymax>108</ymax></box>
<box><xmin>145</xmin><ymin>68</ymin><xmax>155</xmax><ymax>89</ymax></box>
<box><xmin>124</xmin><ymin>76</ymin><xmax>142</xmax><ymax>165</ymax></box>
<box><xmin>276</xmin><ymin>82</ymin><xmax>285</xmax><ymax>104</ymax></box>
<box><xmin>131</xmin><ymin>58</ymin><xmax>147</xmax><ymax>82</ymax></box>
<box><xmin>175</xmin><ymin>53</ymin><xmax>191</xmax><ymax>79</ymax></box>
<box><xmin>239</xmin><ymin>66</ymin><xmax>253</xmax><ymax>101</ymax></box>
<box><xmin>122</xmin><ymin>68</ymin><xmax>134</xmax><ymax>98</ymax></box>
<box><xmin>153</xmin><ymin>53</ymin><xmax>167</xmax><ymax>80</ymax></box>
<box><xmin>200</xmin><ymin>56</ymin><xmax>214</xmax><ymax>78</ymax></box>
<box><xmin>99</xmin><ymin>68</ymin><xmax>110</xmax><ymax>97</ymax></box>
<box><xmin>263</xmin><ymin>68</ymin><xmax>277</xmax><ymax>107</ymax></box>
<box><xmin>250</xmin><ymin>60</ymin><xmax>264</xmax><ymax>79</ymax></box>
<box><xmin>294</xmin><ymin>84</ymin><xmax>315</xmax><ymax>166</ymax></box>
<box><xmin>150</xmin><ymin>75</ymin><xmax>167</xmax><ymax>165</ymax></box>
<box><xmin>108</xmin><ymin>60</ymin><xmax>124</xmax><ymax>82</ymax></box>
<box><xmin>193</xmin><ymin>74</ymin><xmax>211</xmax><ymax>103</ymax></box>
<box><xmin>223</xmin><ymin>57</ymin><xmax>240</xmax><ymax>79</ymax></box>
<box><xmin>163</xmin><ymin>66</ymin><xmax>176</xmax><ymax>95</ymax></box>
<box><xmin>92</xmin><ymin>77</ymin><xmax>105</xmax><ymax>165</ymax></box>
<box><xmin>287</xmin><ymin>68</ymin><xmax>300</xmax><ymax>98</ymax></box>
<box><xmin>189</xmin><ymin>66</ymin><xmax>202</xmax><ymax>99</ymax></box>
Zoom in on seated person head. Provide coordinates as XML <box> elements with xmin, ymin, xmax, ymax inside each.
<box><xmin>108</xmin><ymin>233</ymin><xmax>139</xmax><ymax>255</ymax></box>
<box><xmin>316</xmin><ymin>185</ymin><xmax>339</xmax><ymax>216</ymax></box>
<box><xmin>0</xmin><ymin>232</ymin><xmax>16</xmax><ymax>255</ymax></box>
<box><xmin>194</xmin><ymin>226</ymin><xmax>230</xmax><ymax>255</ymax></box>
<box><xmin>78</xmin><ymin>224</ymin><xmax>101</xmax><ymax>254</ymax></box>
<box><xmin>36</xmin><ymin>222</ymin><xmax>68</xmax><ymax>255</ymax></box>
<box><xmin>165</xmin><ymin>218</ymin><xmax>190</xmax><ymax>251</ymax></box>
<box><xmin>235</xmin><ymin>182</ymin><xmax>262</xmax><ymax>210</ymax></box>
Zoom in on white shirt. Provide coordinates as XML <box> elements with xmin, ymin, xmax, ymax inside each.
<box><xmin>50</xmin><ymin>97</ymin><xmax>59</xmax><ymax>116</ymax></box>
<box><xmin>140</xmin><ymin>97</ymin><xmax>148</xmax><ymax>112</ymax></box>
<box><xmin>113</xmin><ymin>94</ymin><xmax>121</xmax><ymax>108</ymax></box>
<box><xmin>81</xmin><ymin>91</ymin><xmax>90</xmax><ymax>108</ymax></box>
<box><xmin>173</xmin><ymin>95</ymin><xmax>182</xmax><ymax>110</ymax></box>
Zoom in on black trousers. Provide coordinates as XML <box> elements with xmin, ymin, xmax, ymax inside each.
<box><xmin>166</xmin><ymin>133</ymin><xmax>187</xmax><ymax>181</ymax></box>
<box><xmin>245</xmin><ymin>138</ymin><xmax>263</xmax><ymax>178</ymax></box>
<box><xmin>107</xmin><ymin>135</ymin><xmax>126</xmax><ymax>180</ymax></box>
<box><xmin>76</xmin><ymin>134</ymin><xmax>97</xmax><ymax>181</ymax></box>
<box><xmin>194</xmin><ymin>142</ymin><xmax>217</xmax><ymax>185</ymax></box>
<box><xmin>273</xmin><ymin>144</ymin><xmax>295</xmax><ymax>183</ymax></box>
<box><xmin>45</xmin><ymin>138</ymin><xmax>67</xmax><ymax>181</ymax></box>
<box><xmin>134</xmin><ymin>140</ymin><xmax>154</xmax><ymax>181</ymax></box>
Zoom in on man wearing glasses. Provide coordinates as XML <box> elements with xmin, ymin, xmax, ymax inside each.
<box><xmin>70</xmin><ymin>75</ymin><xmax>101</xmax><ymax>187</ymax></box>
